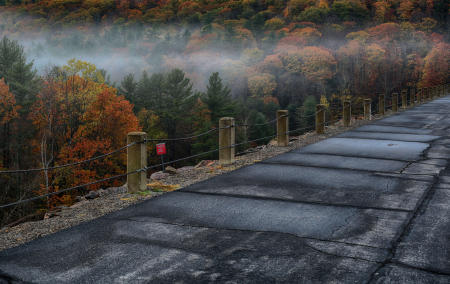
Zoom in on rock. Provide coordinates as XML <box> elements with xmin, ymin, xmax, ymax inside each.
<box><xmin>85</xmin><ymin>190</ymin><xmax>100</xmax><ymax>200</ymax></box>
<box><xmin>195</xmin><ymin>160</ymin><xmax>216</xmax><ymax>168</ymax></box>
<box><xmin>97</xmin><ymin>189</ymin><xmax>107</xmax><ymax>197</ymax></box>
<box><xmin>107</xmin><ymin>186</ymin><xmax>127</xmax><ymax>194</ymax></box>
<box><xmin>75</xmin><ymin>196</ymin><xmax>86</xmax><ymax>202</ymax></box>
<box><xmin>268</xmin><ymin>139</ymin><xmax>277</xmax><ymax>146</ymax></box>
<box><xmin>54</xmin><ymin>205</ymin><xmax>68</xmax><ymax>211</ymax></box>
<box><xmin>164</xmin><ymin>166</ymin><xmax>177</xmax><ymax>175</ymax></box>
<box><xmin>150</xmin><ymin>171</ymin><xmax>169</xmax><ymax>180</ymax></box>
<box><xmin>44</xmin><ymin>212</ymin><xmax>59</xmax><ymax>219</ymax></box>
<box><xmin>177</xmin><ymin>166</ymin><xmax>194</xmax><ymax>173</ymax></box>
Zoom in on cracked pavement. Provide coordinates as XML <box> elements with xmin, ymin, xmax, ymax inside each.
<box><xmin>1</xmin><ymin>96</ymin><xmax>450</xmax><ymax>283</ymax></box>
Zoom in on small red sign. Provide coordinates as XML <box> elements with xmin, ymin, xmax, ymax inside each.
<box><xmin>156</xmin><ymin>143</ymin><xmax>166</xmax><ymax>155</ymax></box>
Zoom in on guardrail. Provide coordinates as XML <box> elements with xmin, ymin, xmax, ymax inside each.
<box><xmin>0</xmin><ymin>83</ymin><xmax>448</xmax><ymax>210</ymax></box>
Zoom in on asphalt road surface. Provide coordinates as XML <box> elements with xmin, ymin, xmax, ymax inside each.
<box><xmin>1</xmin><ymin>96</ymin><xmax>450</xmax><ymax>283</ymax></box>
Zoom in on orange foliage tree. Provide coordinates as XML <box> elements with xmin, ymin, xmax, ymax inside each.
<box><xmin>0</xmin><ymin>78</ymin><xmax>19</xmax><ymax>169</ymax></box>
<box><xmin>420</xmin><ymin>42</ymin><xmax>450</xmax><ymax>87</ymax></box>
<box><xmin>30</xmin><ymin>71</ymin><xmax>140</xmax><ymax>208</ymax></box>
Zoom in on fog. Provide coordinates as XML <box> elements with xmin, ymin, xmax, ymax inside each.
<box><xmin>5</xmin><ymin>23</ymin><xmax>252</xmax><ymax>95</ymax></box>
<box><xmin>0</xmin><ymin>9</ymin><xmax>439</xmax><ymax>99</ymax></box>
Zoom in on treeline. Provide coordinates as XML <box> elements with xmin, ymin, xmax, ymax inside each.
<box><xmin>0</xmin><ymin>0</ymin><xmax>448</xmax><ymax>30</ymax></box>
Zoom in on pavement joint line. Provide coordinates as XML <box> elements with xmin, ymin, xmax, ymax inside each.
<box><xmin>260</xmin><ymin>160</ymin><xmax>440</xmax><ymax>178</ymax></box>
<box><xmin>181</xmin><ymin>190</ymin><xmax>414</xmax><ymax>213</ymax></box>
<box><xmin>335</xmin><ymin>136</ymin><xmax>441</xmax><ymax>143</ymax></box>
<box><xmin>286</xmin><ymin>151</ymin><xmax>423</xmax><ymax>163</ymax></box>
<box><xmin>350</xmin><ymin>130</ymin><xmax>435</xmax><ymax>135</ymax></box>
<box><xmin>274</xmin><ymin>151</ymin><xmax>448</xmax><ymax>167</ymax></box>
<box><xmin>366</xmin><ymin>168</ymin><xmax>442</xmax><ymax>283</ymax></box>
<box><xmin>113</xmin><ymin>218</ymin><xmax>385</xmax><ymax>263</ymax></box>
<box><xmin>367</xmin><ymin>123</ymin><xmax>436</xmax><ymax>129</ymax></box>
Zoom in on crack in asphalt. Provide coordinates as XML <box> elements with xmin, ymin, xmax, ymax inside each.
<box><xmin>366</xmin><ymin>168</ymin><xmax>444</xmax><ymax>283</ymax></box>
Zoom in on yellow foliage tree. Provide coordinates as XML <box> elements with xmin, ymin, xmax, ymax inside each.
<box><xmin>248</xmin><ymin>73</ymin><xmax>277</xmax><ymax>97</ymax></box>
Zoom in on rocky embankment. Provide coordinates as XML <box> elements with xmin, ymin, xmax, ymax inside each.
<box><xmin>0</xmin><ymin>118</ymin><xmax>375</xmax><ymax>251</ymax></box>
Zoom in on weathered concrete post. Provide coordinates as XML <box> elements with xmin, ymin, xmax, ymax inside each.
<box><xmin>315</xmin><ymin>104</ymin><xmax>325</xmax><ymax>134</ymax></box>
<box><xmin>392</xmin><ymin>93</ymin><xmax>398</xmax><ymax>112</ymax></box>
<box><xmin>364</xmin><ymin>99</ymin><xmax>371</xmax><ymax>120</ymax></box>
<box><xmin>277</xmin><ymin>110</ymin><xmax>289</xmax><ymax>147</ymax></box>
<box><xmin>401</xmin><ymin>90</ymin><xmax>407</xmax><ymax>109</ymax></box>
<box><xmin>417</xmin><ymin>88</ymin><xmax>422</xmax><ymax>103</ymax></box>
<box><xmin>410</xmin><ymin>88</ymin><xmax>415</xmax><ymax>105</ymax></box>
<box><xmin>127</xmin><ymin>132</ymin><xmax>147</xmax><ymax>193</ymax></box>
<box><xmin>343</xmin><ymin>101</ymin><xmax>351</xmax><ymax>127</ymax></box>
<box><xmin>424</xmin><ymin>87</ymin><xmax>429</xmax><ymax>101</ymax></box>
<box><xmin>379</xmin><ymin>94</ymin><xmax>385</xmax><ymax>115</ymax></box>
<box><xmin>219</xmin><ymin>117</ymin><xmax>235</xmax><ymax>165</ymax></box>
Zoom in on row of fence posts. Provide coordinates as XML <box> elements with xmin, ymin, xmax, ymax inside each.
<box><xmin>126</xmin><ymin>84</ymin><xmax>448</xmax><ymax>192</ymax></box>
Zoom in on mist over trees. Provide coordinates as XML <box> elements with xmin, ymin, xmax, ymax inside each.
<box><xmin>0</xmin><ymin>0</ymin><xmax>448</xmax><ymax>225</ymax></box>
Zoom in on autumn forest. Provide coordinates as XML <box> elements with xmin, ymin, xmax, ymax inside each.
<box><xmin>0</xmin><ymin>0</ymin><xmax>449</xmax><ymax>225</ymax></box>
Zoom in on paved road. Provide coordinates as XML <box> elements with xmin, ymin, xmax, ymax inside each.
<box><xmin>1</xmin><ymin>96</ymin><xmax>450</xmax><ymax>283</ymax></box>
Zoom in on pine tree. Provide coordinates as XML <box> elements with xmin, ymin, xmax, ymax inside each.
<box><xmin>201</xmin><ymin>72</ymin><xmax>236</xmax><ymax>126</ymax></box>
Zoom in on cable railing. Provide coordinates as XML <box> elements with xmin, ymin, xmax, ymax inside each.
<box><xmin>0</xmin><ymin>83</ymin><xmax>448</xmax><ymax>211</ymax></box>
<box><xmin>0</xmin><ymin>143</ymin><xmax>135</xmax><ymax>174</ymax></box>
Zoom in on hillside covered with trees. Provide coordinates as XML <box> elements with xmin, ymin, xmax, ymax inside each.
<box><xmin>0</xmin><ymin>0</ymin><xmax>448</xmax><ymax>225</ymax></box>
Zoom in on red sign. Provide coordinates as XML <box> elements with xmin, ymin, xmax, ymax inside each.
<box><xmin>156</xmin><ymin>143</ymin><xmax>166</xmax><ymax>155</ymax></box>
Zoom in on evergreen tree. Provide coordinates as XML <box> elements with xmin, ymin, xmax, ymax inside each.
<box><xmin>201</xmin><ymin>72</ymin><xmax>236</xmax><ymax>126</ymax></box>
<box><xmin>0</xmin><ymin>36</ymin><xmax>39</xmax><ymax>111</ymax></box>
<box><xmin>119</xmin><ymin>73</ymin><xmax>137</xmax><ymax>103</ymax></box>
<box><xmin>297</xmin><ymin>95</ymin><xmax>317</xmax><ymax>130</ymax></box>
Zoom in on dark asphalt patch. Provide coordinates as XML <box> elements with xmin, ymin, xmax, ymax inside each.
<box><xmin>294</xmin><ymin>137</ymin><xmax>429</xmax><ymax>161</ymax></box>
<box><xmin>0</xmin><ymin>218</ymin><xmax>382</xmax><ymax>283</ymax></box>
<box><xmin>263</xmin><ymin>152</ymin><xmax>407</xmax><ymax>172</ymax></box>
<box><xmin>182</xmin><ymin>163</ymin><xmax>430</xmax><ymax>211</ymax></box>
<box><xmin>107</xmin><ymin>192</ymin><xmax>409</xmax><ymax>248</ymax></box>
<box><xmin>337</xmin><ymin>131</ymin><xmax>440</xmax><ymax>142</ymax></box>
<box><xmin>352</xmin><ymin>125</ymin><xmax>433</xmax><ymax>135</ymax></box>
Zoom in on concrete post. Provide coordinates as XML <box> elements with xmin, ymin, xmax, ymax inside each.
<box><xmin>277</xmin><ymin>110</ymin><xmax>289</xmax><ymax>147</ymax></box>
<box><xmin>401</xmin><ymin>90</ymin><xmax>407</xmax><ymax>109</ymax></box>
<box><xmin>219</xmin><ymin>117</ymin><xmax>235</xmax><ymax>165</ymax></box>
<box><xmin>127</xmin><ymin>132</ymin><xmax>147</xmax><ymax>193</ymax></box>
<box><xmin>343</xmin><ymin>101</ymin><xmax>351</xmax><ymax>127</ymax></box>
<box><xmin>424</xmin><ymin>87</ymin><xmax>428</xmax><ymax>100</ymax></box>
<box><xmin>410</xmin><ymin>88</ymin><xmax>415</xmax><ymax>105</ymax></box>
<box><xmin>315</xmin><ymin>104</ymin><xmax>325</xmax><ymax>134</ymax></box>
<box><xmin>392</xmin><ymin>93</ymin><xmax>398</xmax><ymax>112</ymax></box>
<box><xmin>418</xmin><ymin>88</ymin><xmax>422</xmax><ymax>103</ymax></box>
<box><xmin>379</xmin><ymin>94</ymin><xmax>385</xmax><ymax>115</ymax></box>
<box><xmin>364</xmin><ymin>99</ymin><xmax>371</xmax><ymax>120</ymax></box>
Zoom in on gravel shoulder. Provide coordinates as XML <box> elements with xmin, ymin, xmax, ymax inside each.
<box><xmin>0</xmin><ymin>116</ymin><xmax>385</xmax><ymax>251</ymax></box>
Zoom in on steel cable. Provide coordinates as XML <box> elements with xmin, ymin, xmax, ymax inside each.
<box><xmin>0</xmin><ymin>142</ymin><xmax>136</xmax><ymax>174</ymax></box>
